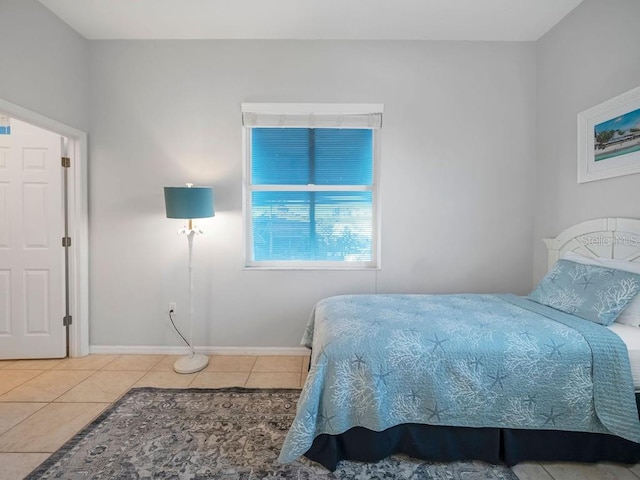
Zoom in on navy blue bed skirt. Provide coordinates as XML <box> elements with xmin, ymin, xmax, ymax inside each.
<box><xmin>304</xmin><ymin>394</ymin><xmax>640</xmax><ymax>471</ymax></box>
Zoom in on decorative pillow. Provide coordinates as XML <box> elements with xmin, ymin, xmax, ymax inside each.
<box><xmin>563</xmin><ymin>251</ymin><xmax>640</xmax><ymax>327</ymax></box>
<box><xmin>529</xmin><ymin>259</ymin><xmax>640</xmax><ymax>326</ymax></box>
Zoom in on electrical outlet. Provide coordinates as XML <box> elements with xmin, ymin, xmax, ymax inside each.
<box><xmin>168</xmin><ymin>302</ymin><xmax>176</xmax><ymax>313</ymax></box>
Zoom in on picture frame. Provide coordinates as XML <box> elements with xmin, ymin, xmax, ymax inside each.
<box><xmin>578</xmin><ymin>85</ymin><xmax>640</xmax><ymax>183</ymax></box>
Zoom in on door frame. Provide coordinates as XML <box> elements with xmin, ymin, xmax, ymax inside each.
<box><xmin>0</xmin><ymin>98</ymin><xmax>89</xmax><ymax>357</ymax></box>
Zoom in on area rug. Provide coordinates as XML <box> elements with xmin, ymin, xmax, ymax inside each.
<box><xmin>27</xmin><ymin>387</ymin><xmax>519</xmax><ymax>479</ymax></box>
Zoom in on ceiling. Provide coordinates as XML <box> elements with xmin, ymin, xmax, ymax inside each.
<box><xmin>39</xmin><ymin>0</ymin><xmax>584</xmax><ymax>41</ymax></box>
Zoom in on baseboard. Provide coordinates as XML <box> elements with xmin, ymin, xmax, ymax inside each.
<box><xmin>89</xmin><ymin>345</ymin><xmax>311</xmax><ymax>356</ymax></box>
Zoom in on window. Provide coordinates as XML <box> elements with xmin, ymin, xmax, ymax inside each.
<box><xmin>0</xmin><ymin>115</ymin><xmax>10</xmax><ymax>135</ymax></box>
<box><xmin>242</xmin><ymin>103</ymin><xmax>383</xmax><ymax>269</ymax></box>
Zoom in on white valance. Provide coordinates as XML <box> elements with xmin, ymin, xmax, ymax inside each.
<box><xmin>241</xmin><ymin>103</ymin><xmax>383</xmax><ymax>129</ymax></box>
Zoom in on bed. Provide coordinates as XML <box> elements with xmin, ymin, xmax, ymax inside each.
<box><xmin>279</xmin><ymin>217</ymin><xmax>640</xmax><ymax>470</ymax></box>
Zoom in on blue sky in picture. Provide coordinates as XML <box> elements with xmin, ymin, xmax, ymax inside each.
<box><xmin>595</xmin><ymin>107</ymin><xmax>640</xmax><ymax>133</ymax></box>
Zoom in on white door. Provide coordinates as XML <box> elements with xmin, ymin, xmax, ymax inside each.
<box><xmin>0</xmin><ymin>118</ymin><xmax>65</xmax><ymax>359</ymax></box>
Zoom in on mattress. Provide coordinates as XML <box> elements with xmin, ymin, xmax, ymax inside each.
<box><xmin>609</xmin><ymin>322</ymin><xmax>640</xmax><ymax>390</ymax></box>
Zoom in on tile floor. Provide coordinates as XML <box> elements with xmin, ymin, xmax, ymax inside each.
<box><xmin>0</xmin><ymin>354</ymin><xmax>636</xmax><ymax>480</ymax></box>
<box><xmin>0</xmin><ymin>354</ymin><xmax>308</xmax><ymax>479</ymax></box>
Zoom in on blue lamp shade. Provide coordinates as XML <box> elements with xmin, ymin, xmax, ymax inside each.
<box><xmin>164</xmin><ymin>186</ymin><xmax>215</xmax><ymax>219</ymax></box>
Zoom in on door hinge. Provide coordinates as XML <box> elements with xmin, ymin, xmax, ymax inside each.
<box><xmin>61</xmin><ymin>156</ymin><xmax>70</xmax><ymax>168</ymax></box>
<box><xmin>62</xmin><ymin>237</ymin><xmax>71</xmax><ymax>247</ymax></box>
<box><xmin>63</xmin><ymin>315</ymin><xmax>72</xmax><ymax>326</ymax></box>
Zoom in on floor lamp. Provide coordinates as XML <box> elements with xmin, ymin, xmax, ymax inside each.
<box><xmin>164</xmin><ymin>184</ymin><xmax>214</xmax><ymax>374</ymax></box>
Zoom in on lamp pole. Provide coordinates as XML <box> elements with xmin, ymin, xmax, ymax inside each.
<box><xmin>187</xmin><ymin>228</ymin><xmax>195</xmax><ymax>359</ymax></box>
<box><xmin>173</xmin><ymin>223</ymin><xmax>209</xmax><ymax>373</ymax></box>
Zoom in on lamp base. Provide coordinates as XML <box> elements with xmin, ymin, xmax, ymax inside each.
<box><xmin>174</xmin><ymin>353</ymin><xmax>209</xmax><ymax>374</ymax></box>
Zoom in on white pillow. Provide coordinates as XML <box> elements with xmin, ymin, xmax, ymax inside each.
<box><xmin>562</xmin><ymin>251</ymin><xmax>640</xmax><ymax>327</ymax></box>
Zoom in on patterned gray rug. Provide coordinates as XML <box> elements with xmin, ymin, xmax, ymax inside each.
<box><xmin>27</xmin><ymin>387</ymin><xmax>519</xmax><ymax>479</ymax></box>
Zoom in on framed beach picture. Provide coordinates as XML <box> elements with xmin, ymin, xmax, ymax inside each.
<box><xmin>578</xmin><ymin>85</ymin><xmax>640</xmax><ymax>183</ymax></box>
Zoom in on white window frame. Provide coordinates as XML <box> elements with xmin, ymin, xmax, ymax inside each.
<box><xmin>242</xmin><ymin>103</ymin><xmax>382</xmax><ymax>270</ymax></box>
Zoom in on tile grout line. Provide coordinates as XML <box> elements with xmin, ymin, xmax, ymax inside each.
<box><xmin>0</xmin><ymin>369</ymin><xmax>51</xmax><ymax>444</ymax></box>
<box><xmin>0</xmin><ymin>368</ymin><xmax>122</xmax><ymax>404</ymax></box>
<box><xmin>250</xmin><ymin>356</ymin><xmax>258</xmax><ymax>372</ymax></box>
<box><xmin>539</xmin><ymin>463</ymin><xmax>556</xmax><ymax>480</ymax></box>
<box><xmin>0</xmin><ymin>402</ymin><xmax>48</xmax><ymax>442</ymax></box>
<box><xmin>628</xmin><ymin>466</ymin><xmax>640</xmax><ymax>479</ymax></box>
<box><xmin>0</xmin><ymin>368</ymin><xmax>49</xmax><ymax>399</ymax></box>
<box><xmin>51</xmin><ymin>369</ymin><xmax>101</xmax><ymax>403</ymax></box>
<box><xmin>149</xmin><ymin>355</ymin><xmax>166</xmax><ymax>370</ymax></box>
<box><xmin>98</xmin><ymin>355</ymin><xmax>121</xmax><ymax>371</ymax></box>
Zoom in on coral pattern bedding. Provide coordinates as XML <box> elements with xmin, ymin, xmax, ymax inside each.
<box><xmin>279</xmin><ymin>293</ymin><xmax>640</xmax><ymax>464</ymax></box>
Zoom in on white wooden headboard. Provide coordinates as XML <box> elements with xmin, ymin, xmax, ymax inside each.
<box><xmin>544</xmin><ymin>218</ymin><xmax>640</xmax><ymax>271</ymax></box>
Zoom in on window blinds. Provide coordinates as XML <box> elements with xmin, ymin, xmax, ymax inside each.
<box><xmin>251</xmin><ymin>128</ymin><xmax>373</xmax><ymax>185</ymax></box>
<box><xmin>241</xmin><ymin>103</ymin><xmax>383</xmax><ymax>129</ymax></box>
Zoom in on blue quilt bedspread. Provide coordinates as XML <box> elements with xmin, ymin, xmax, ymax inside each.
<box><xmin>278</xmin><ymin>294</ymin><xmax>640</xmax><ymax>463</ymax></box>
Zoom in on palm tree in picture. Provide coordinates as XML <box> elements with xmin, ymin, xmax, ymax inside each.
<box><xmin>595</xmin><ymin>130</ymin><xmax>614</xmax><ymax>150</ymax></box>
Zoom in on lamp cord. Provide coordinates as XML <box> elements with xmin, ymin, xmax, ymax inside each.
<box><xmin>168</xmin><ymin>310</ymin><xmax>189</xmax><ymax>347</ymax></box>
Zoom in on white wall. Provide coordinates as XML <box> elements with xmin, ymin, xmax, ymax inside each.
<box><xmin>0</xmin><ymin>0</ymin><xmax>89</xmax><ymax>131</ymax></box>
<box><xmin>89</xmin><ymin>40</ymin><xmax>536</xmax><ymax>348</ymax></box>
<box><xmin>4</xmin><ymin>0</ymin><xmax>639</xmax><ymax>349</ymax></box>
<box><xmin>533</xmin><ymin>0</ymin><xmax>640</xmax><ymax>283</ymax></box>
